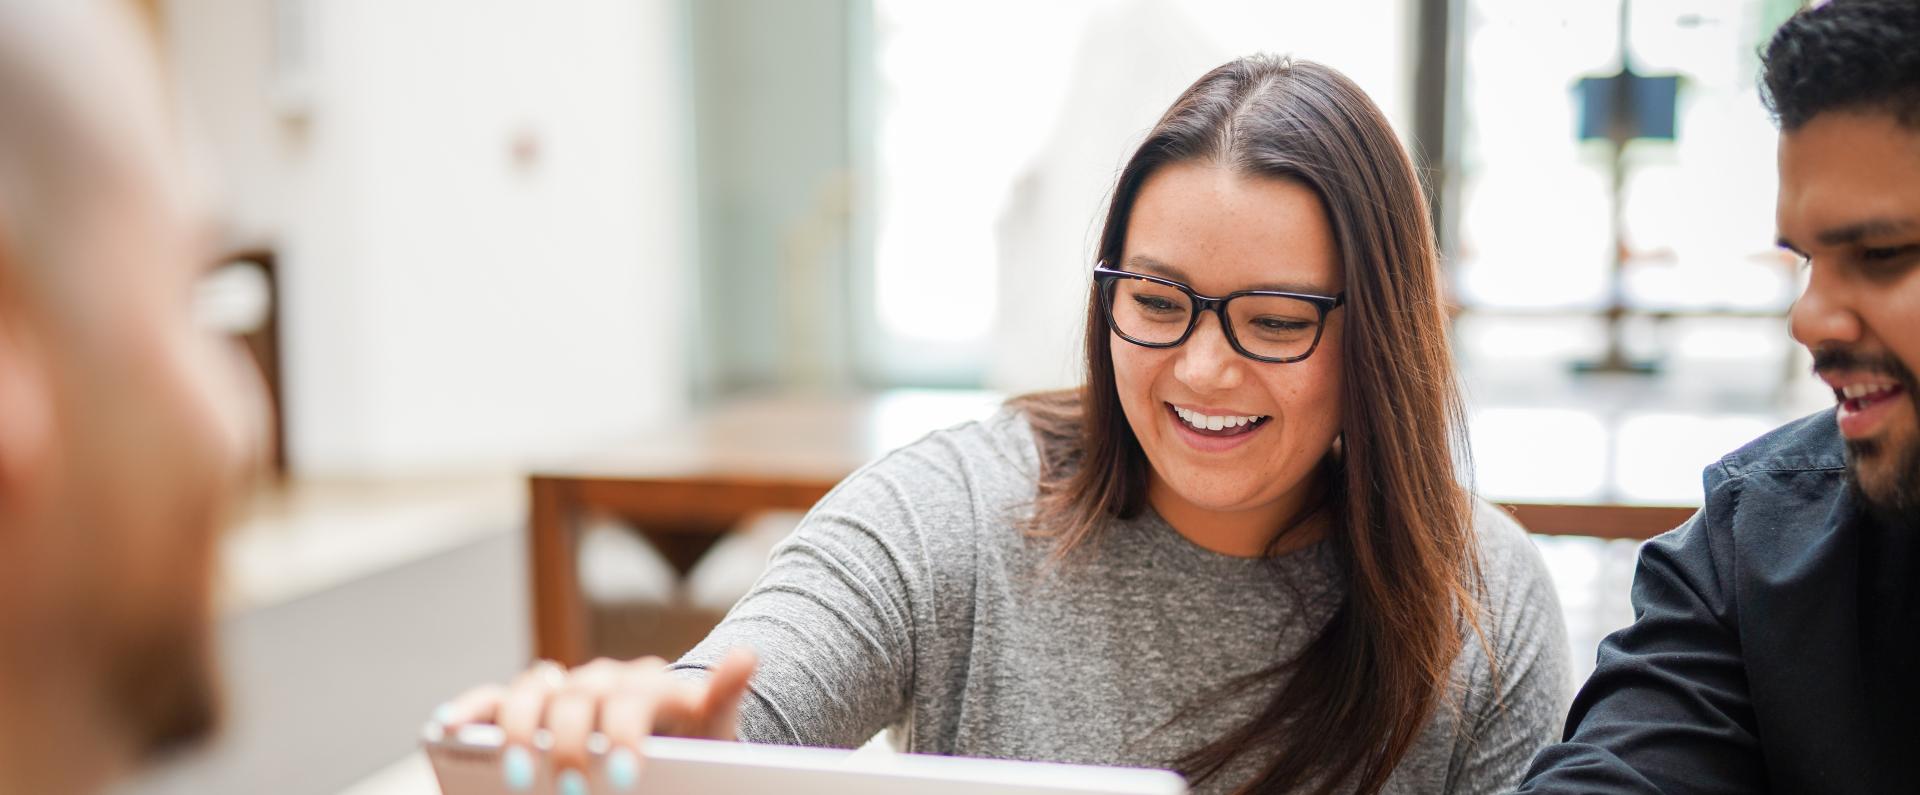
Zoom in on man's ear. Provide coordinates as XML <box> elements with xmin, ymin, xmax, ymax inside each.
<box><xmin>0</xmin><ymin>232</ymin><xmax>54</xmax><ymax>504</ymax></box>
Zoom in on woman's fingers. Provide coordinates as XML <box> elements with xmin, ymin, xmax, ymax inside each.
<box><xmin>433</xmin><ymin>682</ymin><xmax>507</xmax><ymax>730</ymax></box>
<box><xmin>639</xmin><ymin>647</ymin><xmax>755</xmax><ymax>740</ymax></box>
<box><xmin>598</xmin><ymin>657</ymin><xmax>670</xmax><ymax>790</ymax></box>
<box><xmin>436</xmin><ymin>650</ymin><xmax>756</xmax><ymax>792</ymax></box>
<box><xmin>496</xmin><ymin>659</ymin><xmax>567</xmax><ymax>749</ymax></box>
<box><xmin>492</xmin><ymin>660</ymin><xmax>568</xmax><ymax>791</ymax></box>
<box><xmin>599</xmin><ymin>657</ymin><xmax>669</xmax><ymax>743</ymax></box>
<box><xmin>696</xmin><ymin>648</ymin><xmax>758</xmax><ymax>740</ymax></box>
<box><xmin>546</xmin><ymin>658</ymin><xmax>626</xmax><ymax>780</ymax></box>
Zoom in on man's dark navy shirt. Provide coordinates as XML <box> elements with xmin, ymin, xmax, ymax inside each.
<box><xmin>1518</xmin><ymin>409</ymin><xmax>1919</xmax><ymax>793</ymax></box>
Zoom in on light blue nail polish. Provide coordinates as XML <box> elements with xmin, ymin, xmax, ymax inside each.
<box><xmin>606</xmin><ymin>748</ymin><xmax>639</xmax><ymax>791</ymax></box>
<box><xmin>432</xmin><ymin>703</ymin><xmax>458</xmax><ymax>725</ymax></box>
<box><xmin>558</xmin><ymin>769</ymin><xmax>587</xmax><ymax>795</ymax></box>
<box><xmin>501</xmin><ymin>746</ymin><xmax>534</xmax><ymax>791</ymax></box>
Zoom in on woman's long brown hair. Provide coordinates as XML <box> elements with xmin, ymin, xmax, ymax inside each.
<box><xmin>1011</xmin><ymin>56</ymin><xmax>1484</xmax><ymax>795</ymax></box>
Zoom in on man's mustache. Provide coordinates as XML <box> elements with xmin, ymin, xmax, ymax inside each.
<box><xmin>1811</xmin><ymin>347</ymin><xmax>1917</xmax><ymax>387</ymax></box>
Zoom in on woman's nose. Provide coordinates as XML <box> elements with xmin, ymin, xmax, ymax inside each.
<box><xmin>1172</xmin><ymin>310</ymin><xmax>1245</xmax><ymax>392</ymax></box>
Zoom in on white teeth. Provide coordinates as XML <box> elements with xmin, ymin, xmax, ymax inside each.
<box><xmin>1172</xmin><ymin>406</ymin><xmax>1267</xmax><ymax>431</ymax></box>
<box><xmin>1841</xmin><ymin>383</ymin><xmax>1896</xmax><ymax>399</ymax></box>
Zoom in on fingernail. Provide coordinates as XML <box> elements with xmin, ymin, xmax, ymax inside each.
<box><xmin>432</xmin><ymin>702</ymin><xmax>458</xmax><ymax>725</ymax></box>
<box><xmin>501</xmin><ymin>746</ymin><xmax>534</xmax><ymax>791</ymax></box>
<box><xmin>606</xmin><ymin>747</ymin><xmax>639</xmax><ymax>790</ymax></box>
<box><xmin>558</xmin><ymin>768</ymin><xmax>587</xmax><ymax>795</ymax></box>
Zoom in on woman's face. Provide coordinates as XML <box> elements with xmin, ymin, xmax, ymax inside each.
<box><xmin>1111</xmin><ymin>162</ymin><xmax>1346</xmax><ymax>527</ymax></box>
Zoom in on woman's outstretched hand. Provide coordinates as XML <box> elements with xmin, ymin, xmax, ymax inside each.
<box><xmin>435</xmin><ymin>649</ymin><xmax>757</xmax><ymax>792</ymax></box>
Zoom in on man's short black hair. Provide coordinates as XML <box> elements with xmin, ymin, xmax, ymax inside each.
<box><xmin>1761</xmin><ymin>0</ymin><xmax>1920</xmax><ymax>131</ymax></box>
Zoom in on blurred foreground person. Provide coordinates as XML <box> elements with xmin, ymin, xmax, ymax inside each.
<box><xmin>0</xmin><ymin>1</ymin><xmax>258</xmax><ymax>792</ymax></box>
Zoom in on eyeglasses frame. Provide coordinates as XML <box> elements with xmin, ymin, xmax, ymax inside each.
<box><xmin>1092</xmin><ymin>264</ymin><xmax>1346</xmax><ymax>364</ymax></box>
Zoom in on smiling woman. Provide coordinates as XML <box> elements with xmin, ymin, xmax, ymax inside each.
<box><xmin>444</xmin><ymin>56</ymin><xmax>1567</xmax><ymax>795</ymax></box>
<box><xmin>1010</xmin><ymin>56</ymin><xmax>1566</xmax><ymax>793</ymax></box>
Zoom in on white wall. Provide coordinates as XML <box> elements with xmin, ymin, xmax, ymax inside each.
<box><xmin>166</xmin><ymin>0</ymin><xmax>694</xmax><ymax>476</ymax></box>
<box><xmin>117</xmin><ymin>521</ymin><xmax>528</xmax><ymax>795</ymax></box>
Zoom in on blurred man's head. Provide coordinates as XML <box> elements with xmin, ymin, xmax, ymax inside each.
<box><xmin>1766</xmin><ymin>0</ymin><xmax>1920</xmax><ymax>525</ymax></box>
<box><xmin>0</xmin><ymin>0</ymin><xmax>256</xmax><ymax>789</ymax></box>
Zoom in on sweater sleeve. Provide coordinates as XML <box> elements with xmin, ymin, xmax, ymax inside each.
<box><xmin>667</xmin><ymin>425</ymin><xmax>992</xmax><ymax>749</ymax></box>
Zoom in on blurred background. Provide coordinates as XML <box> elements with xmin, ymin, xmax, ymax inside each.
<box><xmin>116</xmin><ymin>0</ymin><xmax>1820</xmax><ymax>792</ymax></box>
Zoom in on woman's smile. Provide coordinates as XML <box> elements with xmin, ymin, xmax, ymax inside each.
<box><xmin>1164</xmin><ymin>401</ymin><xmax>1270</xmax><ymax>452</ymax></box>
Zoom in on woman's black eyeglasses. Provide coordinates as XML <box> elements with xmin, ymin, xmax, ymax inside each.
<box><xmin>1093</xmin><ymin>264</ymin><xmax>1344</xmax><ymax>364</ymax></box>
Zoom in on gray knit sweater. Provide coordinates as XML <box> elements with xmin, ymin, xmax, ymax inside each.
<box><xmin>672</xmin><ymin>410</ymin><xmax>1570</xmax><ymax>793</ymax></box>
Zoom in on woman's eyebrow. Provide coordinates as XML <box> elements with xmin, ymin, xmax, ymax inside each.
<box><xmin>1124</xmin><ymin>255</ymin><xmax>1189</xmax><ymax>282</ymax></box>
<box><xmin>1123</xmin><ymin>254</ymin><xmax>1337</xmax><ymax>295</ymax></box>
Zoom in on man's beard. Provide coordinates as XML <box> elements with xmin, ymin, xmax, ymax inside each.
<box><xmin>1846</xmin><ymin>437</ymin><xmax>1920</xmax><ymax>528</ymax></box>
<box><xmin>99</xmin><ymin>613</ymin><xmax>221</xmax><ymax>761</ymax></box>
<box><xmin>1816</xmin><ymin>347</ymin><xmax>1920</xmax><ymax>526</ymax></box>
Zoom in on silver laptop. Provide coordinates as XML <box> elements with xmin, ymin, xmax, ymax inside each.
<box><xmin>423</xmin><ymin>724</ymin><xmax>1188</xmax><ymax>795</ymax></box>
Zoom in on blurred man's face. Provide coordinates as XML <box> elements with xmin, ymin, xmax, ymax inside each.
<box><xmin>0</xmin><ymin>4</ymin><xmax>259</xmax><ymax>765</ymax></box>
<box><xmin>51</xmin><ymin>161</ymin><xmax>257</xmax><ymax>760</ymax></box>
<box><xmin>1780</xmin><ymin>110</ymin><xmax>1920</xmax><ymax>522</ymax></box>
